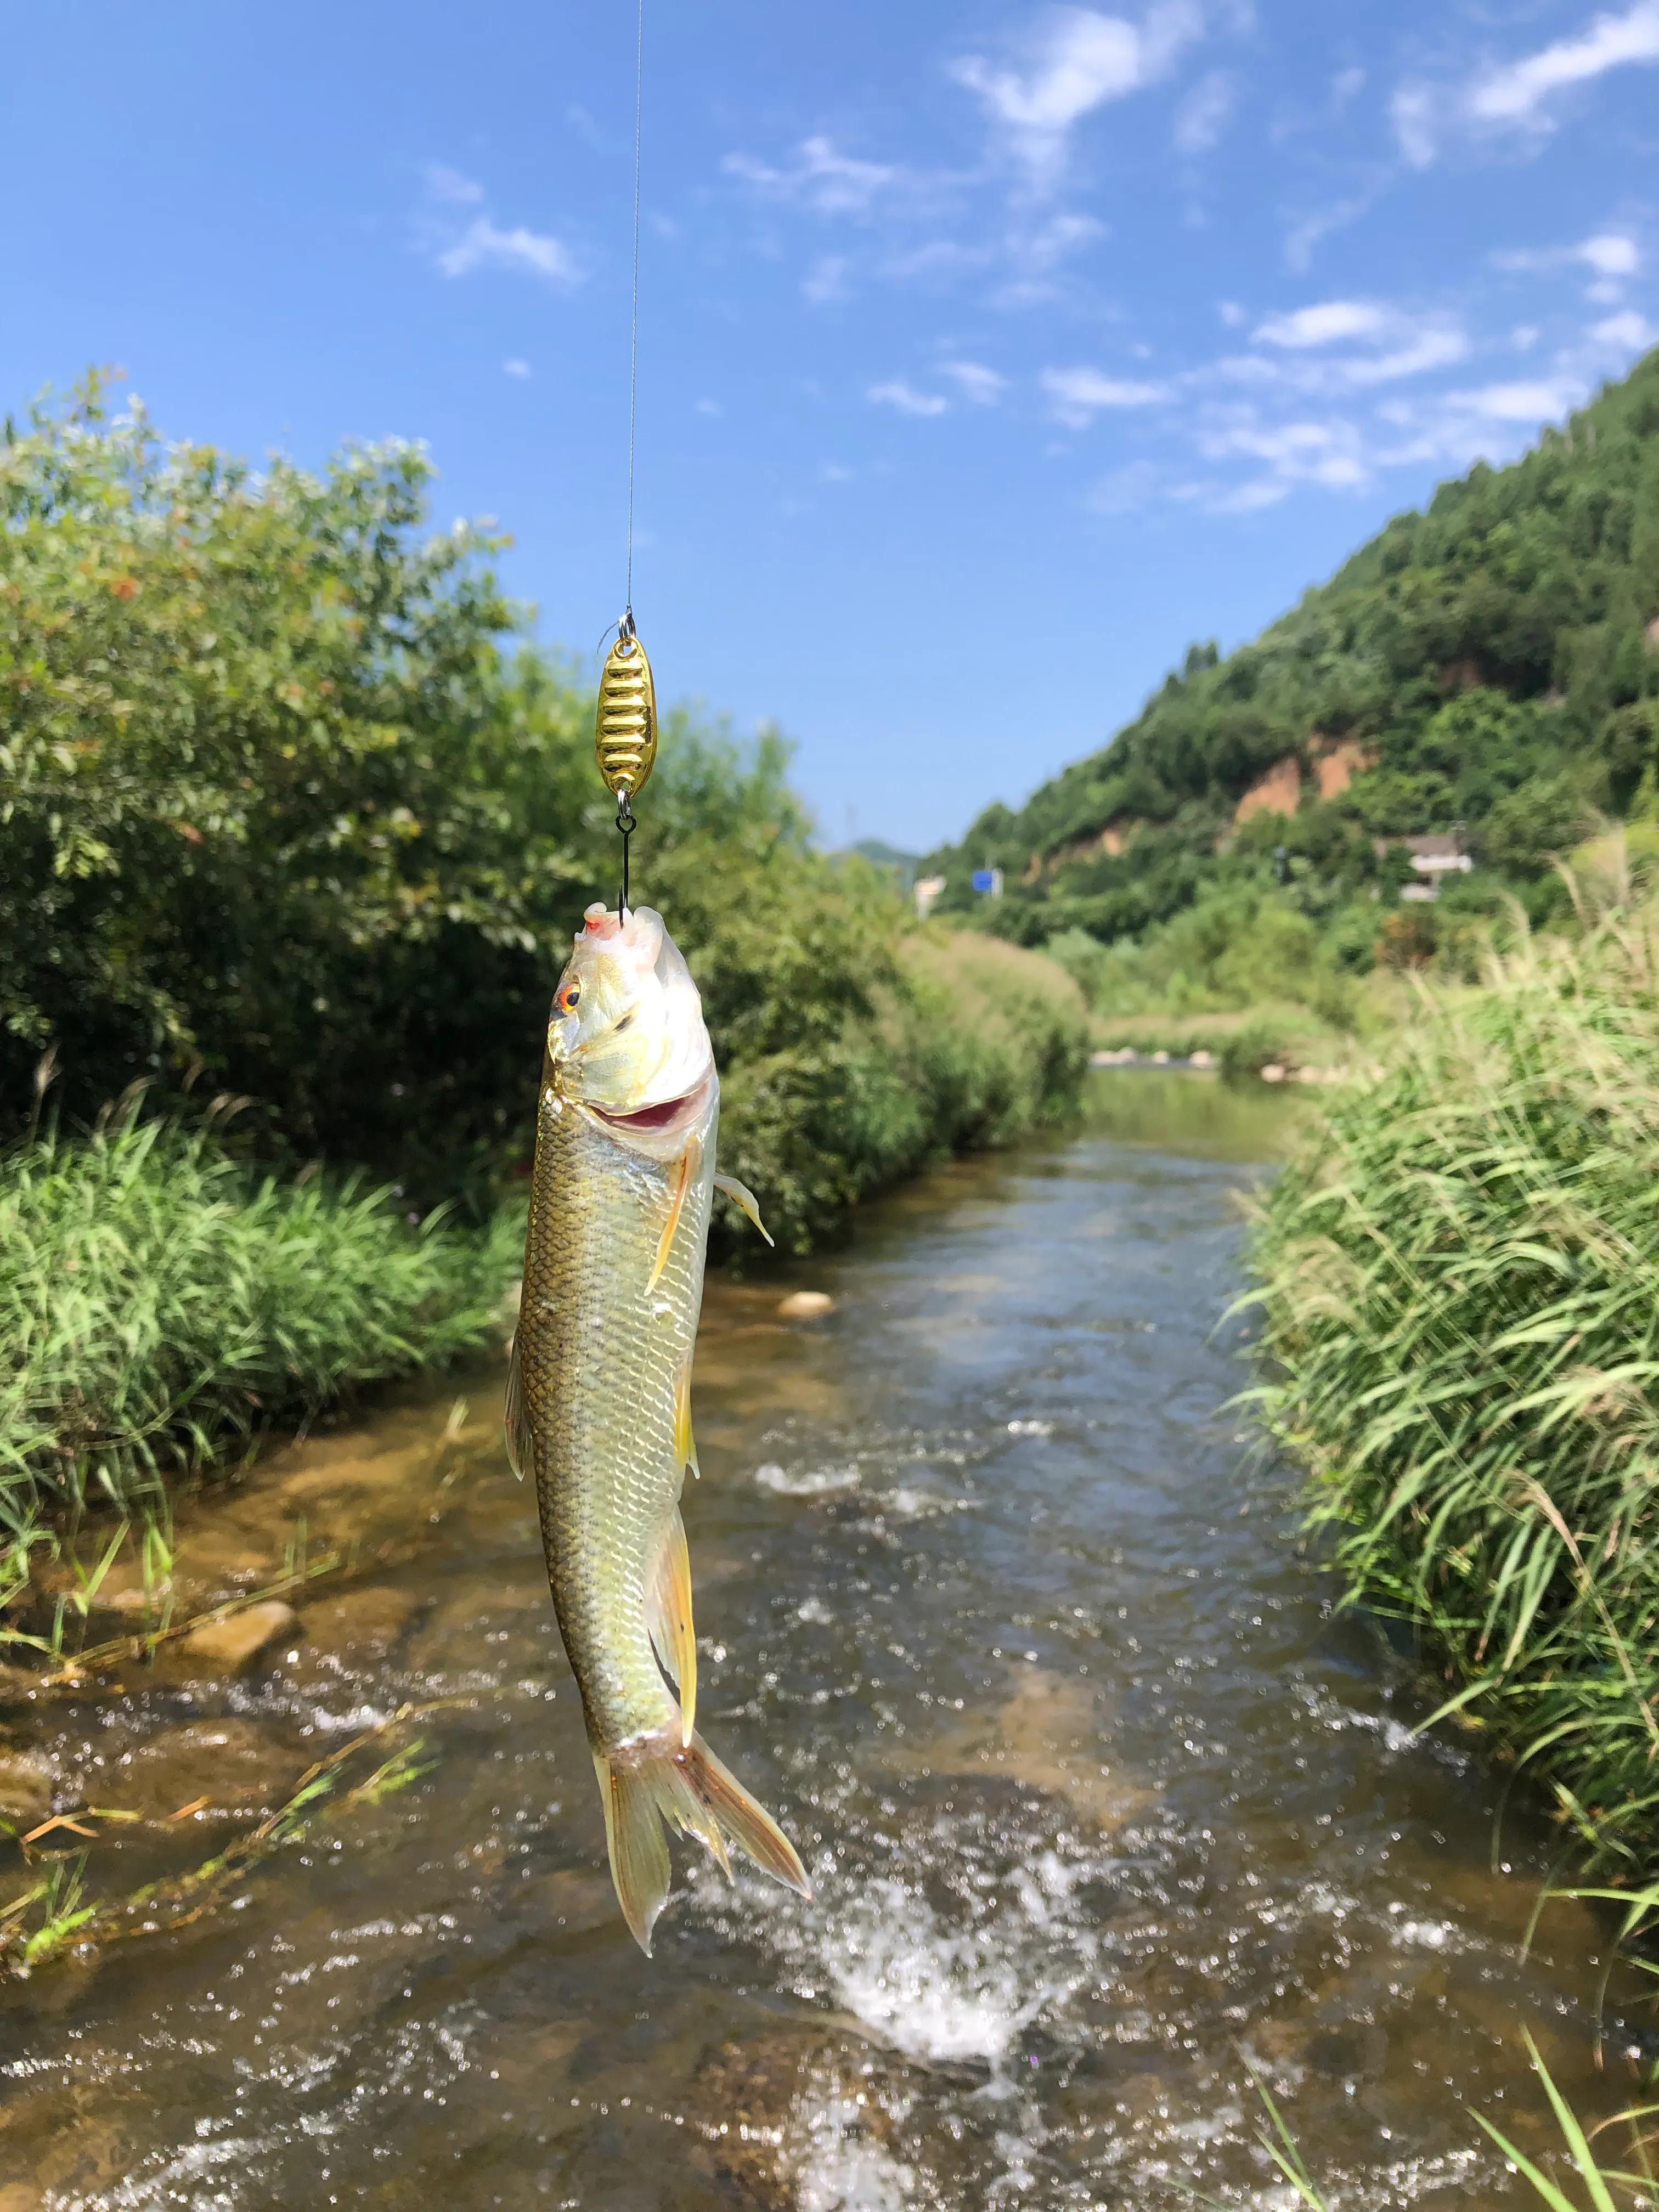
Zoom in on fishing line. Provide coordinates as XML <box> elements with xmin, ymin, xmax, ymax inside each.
<box><xmin>625</xmin><ymin>0</ymin><xmax>643</xmax><ymax>629</ymax></box>
<box><xmin>592</xmin><ymin>0</ymin><xmax>657</xmax><ymax>920</ymax></box>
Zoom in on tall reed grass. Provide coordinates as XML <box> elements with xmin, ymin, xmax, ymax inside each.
<box><xmin>1250</xmin><ymin>889</ymin><xmax>1659</xmax><ymax>1869</ymax></box>
<box><xmin>0</xmin><ymin>1109</ymin><xmax>519</xmax><ymax>1584</ymax></box>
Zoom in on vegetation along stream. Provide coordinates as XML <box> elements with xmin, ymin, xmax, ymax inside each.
<box><xmin>0</xmin><ymin>1071</ymin><xmax>1646</xmax><ymax>2210</ymax></box>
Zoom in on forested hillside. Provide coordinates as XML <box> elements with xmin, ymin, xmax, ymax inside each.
<box><xmin>927</xmin><ymin>347</ymin><xmax>1659</xmax><ymax>950</ymax></box>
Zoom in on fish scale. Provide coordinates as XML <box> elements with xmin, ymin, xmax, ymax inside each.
<box><xmin>521</xmin><ymin>1085</ymin><xmax>712</xmax><ymax>1746</ymax></box>
<box><xmin>509</xmin><ymin>901</ymin><xmax>809</xmax><ymax>1953</ymax></box>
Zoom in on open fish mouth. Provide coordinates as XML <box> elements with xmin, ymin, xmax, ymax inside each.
<box><xmin>590</xmin><ymin>1071</ymin><xmax>715</xmax><ymax>1135</ymax></box>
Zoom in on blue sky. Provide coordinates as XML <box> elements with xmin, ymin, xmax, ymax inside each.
<box><xmin>3</xmin><ymin>2</ymin><xmax>1657</xmax><ymax>851</ymax></box>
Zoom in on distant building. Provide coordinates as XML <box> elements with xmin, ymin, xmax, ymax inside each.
<box><xmin>1382</xmin><ymin>832</ymin><xmax>1473</xmax><ymax>904</ymax></box>
<box><xmin>914</xmin><ymin>873</ymin><xmax>946</xmax><ymax>919</ymax></box>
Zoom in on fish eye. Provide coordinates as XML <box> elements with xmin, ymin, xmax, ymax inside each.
<box><xmin>558</xmin><ymin>982</ymin><xmax>581</xmax><ymax>1013</ymax></box>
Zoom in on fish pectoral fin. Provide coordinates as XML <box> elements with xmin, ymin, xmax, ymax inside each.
<box><xmin>646</xmin><ymin>1139</ymin><xmax>698</xmax><ymax>1294</ymax></box>
<box><xmin>646</xmin><ymin>1508</ymin><xmax>698</xmax><ymax>1746</ymax></box>
<box><xmin>674</xmin><ymin>1363</ymin><xmax>700</xmax><ymax>1482</ymax></box>
<box><xmin>503</xmin><ymin>1336</ymin><xmax>533</xmax><ymax>1482</ymax></box>
<box><xmin>714</xmin><ymin>1172</ymin><xmax>774</xmax><ymax>1246</ymax></box>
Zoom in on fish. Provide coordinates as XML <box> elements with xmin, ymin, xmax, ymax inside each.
<box><xmin>506</xmin><ymin>899</ymin><xmax>810</xmax><ymax>1953</ymax></box>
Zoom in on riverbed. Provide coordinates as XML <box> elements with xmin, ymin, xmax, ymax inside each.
<box><xmin>0</xmin><ymin>1072</ymin><xmax>1643</xmax><ymax>2208</ymax></box>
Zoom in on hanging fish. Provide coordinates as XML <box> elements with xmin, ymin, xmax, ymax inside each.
<box><xmin>507</xmin><ymin>900</ymin><xmax>809</xmax><ymax>1953</ymax></box>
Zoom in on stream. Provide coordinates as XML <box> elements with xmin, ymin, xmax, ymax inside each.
<box><xmin>0</xmin><ymin>1070</ymin><xmax>1645</xmax><ymax>2210</ymax></box>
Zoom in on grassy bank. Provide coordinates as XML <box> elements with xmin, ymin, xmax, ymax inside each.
<box><xmin>0</xmin><ymin>1113</ymin><xmax>520</xmax><ymax>1588</ymax></box>
<box><xmin>1250</xmin><ymin>893</ymin><xmax>1659</xmax><ymax>1870</ymax></box>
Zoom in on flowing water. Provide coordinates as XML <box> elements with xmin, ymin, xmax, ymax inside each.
<box><xmin>1</xmin><ymin>1073</ymin><xmax>1647</xmax><ymax>2209</ymax></box>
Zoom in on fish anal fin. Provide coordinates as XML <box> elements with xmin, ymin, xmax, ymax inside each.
<box><xmin>503</xmin><ymin>1336</ymin><xmax>534</xmax><ymax>1482</ymax></box>
<box><xmin>647</xmin><ymin>1507</ymin><xmax>698</xmax><ymax>1746</ymax></box>
<box><xmin>647</xmin><ymin>1140</ymin><xmax>698</xmax><ymax>1294</ymax></box>
<box><xmin>674</xmin><ymin>1363</ymin><xmax>699</xmax><ymax>1481</ymax></box>
<box><xmin>592</xmin><ymin>1729</ymin><xmax>811</xmax><ymax>1954</ymax></box>
<box><xmin>714</xmin><ymin>1171</ymin><xmax>774</xmax><ymax>1246</ymax></box>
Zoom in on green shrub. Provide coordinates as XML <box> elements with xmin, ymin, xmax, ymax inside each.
<box><xmin>1250</xmin><ymin>897</ymin><xmax>1659</xmax><ymax>1866</ymax></box>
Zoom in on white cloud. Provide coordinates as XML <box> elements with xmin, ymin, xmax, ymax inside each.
<box><xmin>437</xmin><ymin>218</ymin><xmax>578</xmax><ymax>284</ymax></box>
<box><xmin>1396</xmin><ymin>3</ymin><xmax>1659</xmax><ymax>165</ymax></box>
<box><xmin>1592</xmin><ymin>309</ymin><xmax>1657</xmax><ymax>347</ymax></box>
<box><xmin>503</xmin><ymin>358</ymin><xmax>531</xmax><ymax>378</ymax></box>
<box><xmin>426</xmin><ymin>165</ymin><xmax>485</xmax><ymax>207</ymax></box>
<box><xmin>419</xmin><ymin>169</ymin><xmax>579</xmax><ymax>286</ymax></box>
<box><xmin>1468</xmin><ymin>1</ymin><xmax>1659</xmax><ymax>125</ymax></box>
<box><xmin>1042</xmin><ymin>365</ymin><xmax>1169</xmax><ymax>425</ymax></box>
<box><xmin>1454</xmin><ymin>377</ymin><xmax>1584</xmax><ymax>422</ymax></box>
<box><xmin>695</xmin><ymin>398</ymin><xmax>723</xmax><ymax>417</ymax></box>
<box><xmin>1254</xmin><ymin>300</ymin><xmax>1389</xmax><ymax>348</ymax></box>
<box><xmin>1390</xmin><ymin>83</ymin><xmax>1440</xmax><ymax>168</ymax></box>
<box><xmin>950</xmin><ymin>3</ymin><xmax>1204</xmax><ymax>185</ymax></box>
<box><xmin>867</xmin><ymin>377</ymin><xmax>950</xmax><ymax>417</ymax></box>
<box><xmin>803</xmin><ymin>255</ymin><xmax>851</xmax><ymax>304</ymax></box>
<box><xmin>1581</xmin><ymin>231</ymin><xmax>1640</xmax><ymax>276</ymax></box>
<box><xmin>1173</xmin><ymin>68</ymin><xmax>1236</xmax><ymax>153</ymax></box>
<box><xmin>1217</xmin><ymin>300</ymin><xmax>1247</xmax><ymax>328</ymax></box>
<box><xmin>940</xmin><ymin>359</ymin><xmax>1008</xmax><ymax>404</ymax></box>
<box><xmin>724</xmin><ymin>136</ymin><xmax>905</xmax><ymax>217</ymax></box>
<box><xmin>1199</xmin><ymin>414</ymin><xmax>1371</xmax><ymax>489</ymax></box>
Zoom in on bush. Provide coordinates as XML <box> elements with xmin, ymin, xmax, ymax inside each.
<box><xmin>1250</xmin><ymin>895</ymin><xmax>1659</xmax><ymax>1867</ymax></box>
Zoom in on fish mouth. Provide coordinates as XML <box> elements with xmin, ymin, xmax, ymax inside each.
<box><xmin>590</xmin><ymin>1070</ymin><xmax>714</xmax><ymax>1134</ymax></box>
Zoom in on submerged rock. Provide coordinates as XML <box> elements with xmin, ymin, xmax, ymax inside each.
<box><xmin>776</xmin><ymin>1291</ymin><xmax>835</xmax><ymax>1322</ymax></box>
<box><xmin>112</xmin><ymin>1717</ymin><xmax>301</xmax><ymax>1825</ymax></box>
<box><xmin>692</xmin><ymin>2030</ymin><xmax>916</xmax><ymax>2210</ymax></box>
<box><xmin>179</xmin><ymin>1599</ymin><xmax>298</xmax><ymax>1672</ymax></box>
<box><xmin>0</xmin><ymin>1748</ymin><xmax>54</xmax><ymax>1830</ymax></box>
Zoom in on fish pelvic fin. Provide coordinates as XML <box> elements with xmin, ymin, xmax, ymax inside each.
<box><xmin>714</xmin><ymin>1172</ymin><xmax>774</xmax><ymax>1246</ymax></box>
<box><xmin>647</xmin><ymin>1506</ymin><xmax>698</xmax><ymax>1746</ymax></box>
<box><xmin>503</xmin><ymin>1336</ymin><xmax>533</xmax><ymax>1482</ymax></box>
<box><xmin>646</xmin><ymin>1137</ymin><xmax>698</xmax><ymax>1295</ymax></box>
<box><xmin>593</xmin><ymin>1730</ymin><xmax>812</xmax><ymax>1956</ymax></box>
<box><xmin>674</xmin><ymin>1362</ymin><xmax>699</xmax><ymax>1481</ymax></box>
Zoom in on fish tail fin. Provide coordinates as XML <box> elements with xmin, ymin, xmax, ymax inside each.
<box><xmin>593</xmin><ymin>1733</ymin><xmax>811</xmax><ymax>1956</ymax></box>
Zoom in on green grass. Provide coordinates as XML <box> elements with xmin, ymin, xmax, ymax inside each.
<box><xmin>1249</xmin><ymin>894</ymin><xmax>1659</xmax><ymax>1871</ymax></box>
<box><xmin>0</xmin><ymin>1108</ymin><xmax>521</xmax><ymax>1585</ymax></box>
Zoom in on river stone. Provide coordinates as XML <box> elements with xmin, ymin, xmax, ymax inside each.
<box><xmin>179</xmin><ymin>1598</ymin><xmax>299</xmax><ymax>1672</ymax></box>
<box><xmin>111</xmin><ymin>1716</ymin><xmax>298</xmax><ymax>1824</ymax></box>
<box><xmin>691</xmin><ymin>2032</ymin><xmax>912</xmax><ymax>2210</ymax></box>
<box><xmin>776</xmin><ymin>1290</ymin><xmax>835</xmax><ymax>1321</ymax></box>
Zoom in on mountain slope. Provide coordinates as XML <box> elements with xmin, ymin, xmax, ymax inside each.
<box><xmin>926</xmin><ymin>348</ymin><xmax>1659</xmax><ymax>946</ymax></box>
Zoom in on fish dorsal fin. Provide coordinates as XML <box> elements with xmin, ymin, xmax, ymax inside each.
<box><xmin>646</xmin><ymin>1136</ymin><xmax>700</xmax><ymax>1294</ymax></box>
<box><xmin>714</xmin><ymin>1172</ymin><xmax>774</xmax><ymax>1246</ymax></box>
<box><xmin>503</xmin><ymin>1335</ymin><xmax>534</xmax><ymax>1481</ymax></box>
<box><xmin>646</xmin><ymin>1508</ymin><xmax>698</xmax><ymax>1747</ymax></box>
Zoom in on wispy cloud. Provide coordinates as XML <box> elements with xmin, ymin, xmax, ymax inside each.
<box><xmin>438</xmin><ymin>219</ymin><xmax>577</xmax><ymax>283</ymax></box>
<box><xmin>503</xmin><ymin>357</ymin><xmax>531</xmax><ymax>379</ymax></box>
<box><xmin>1173</xmin><ymin>68</ymin><xmax>1236</xmax><ymax>154</ymax></box>
<box><xmin>803</xmin><ymin>254</ymin><xmax>852</xmax><ymax>304</ymax></box>
<box><xmin>724</xmin><ymin>136</ymin><xmax>914</xmax><ymax>218</ymax></box>
<box><xmin>426</xmin><ymin>165</ymin><xmax>484</xmax><ymax>207</ymax></box>
<box><xmin>419</xmin><ymin>167</ymin><xmax>579</xmax><ymax>285</ymax></box>
<box><xmin>1469</xmin><ymin>1</ymin><xmax>1659</xmax><ymax>126</ymax></box>
<box><xmin>1042</xmin><ymin>365</ymin><xmax>1169</xmax><ymax>425</ymax></box>
<box><xmin>1253</xmin><ymin>300</ymin><xmax>1389</xmax><ymax>348</ymax></box>
<box><xmin>1395</xmin><ymin>2</ymin><xmax>1659</xmax><ymax>167</ymax></box>
<box><xmin>941</xmin><ymin>360</ymin><xmax>1008</xmax><ymax>404</ymax></box>
<box><xmin>868</xmin><ymin>377</ymin><xmax>951</xmax><ymax>417</ymax></box>
<box><xmin>949</xmin><ymin>3</ymin><xmax>1205</xmax><ymax>188</ymax></box>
